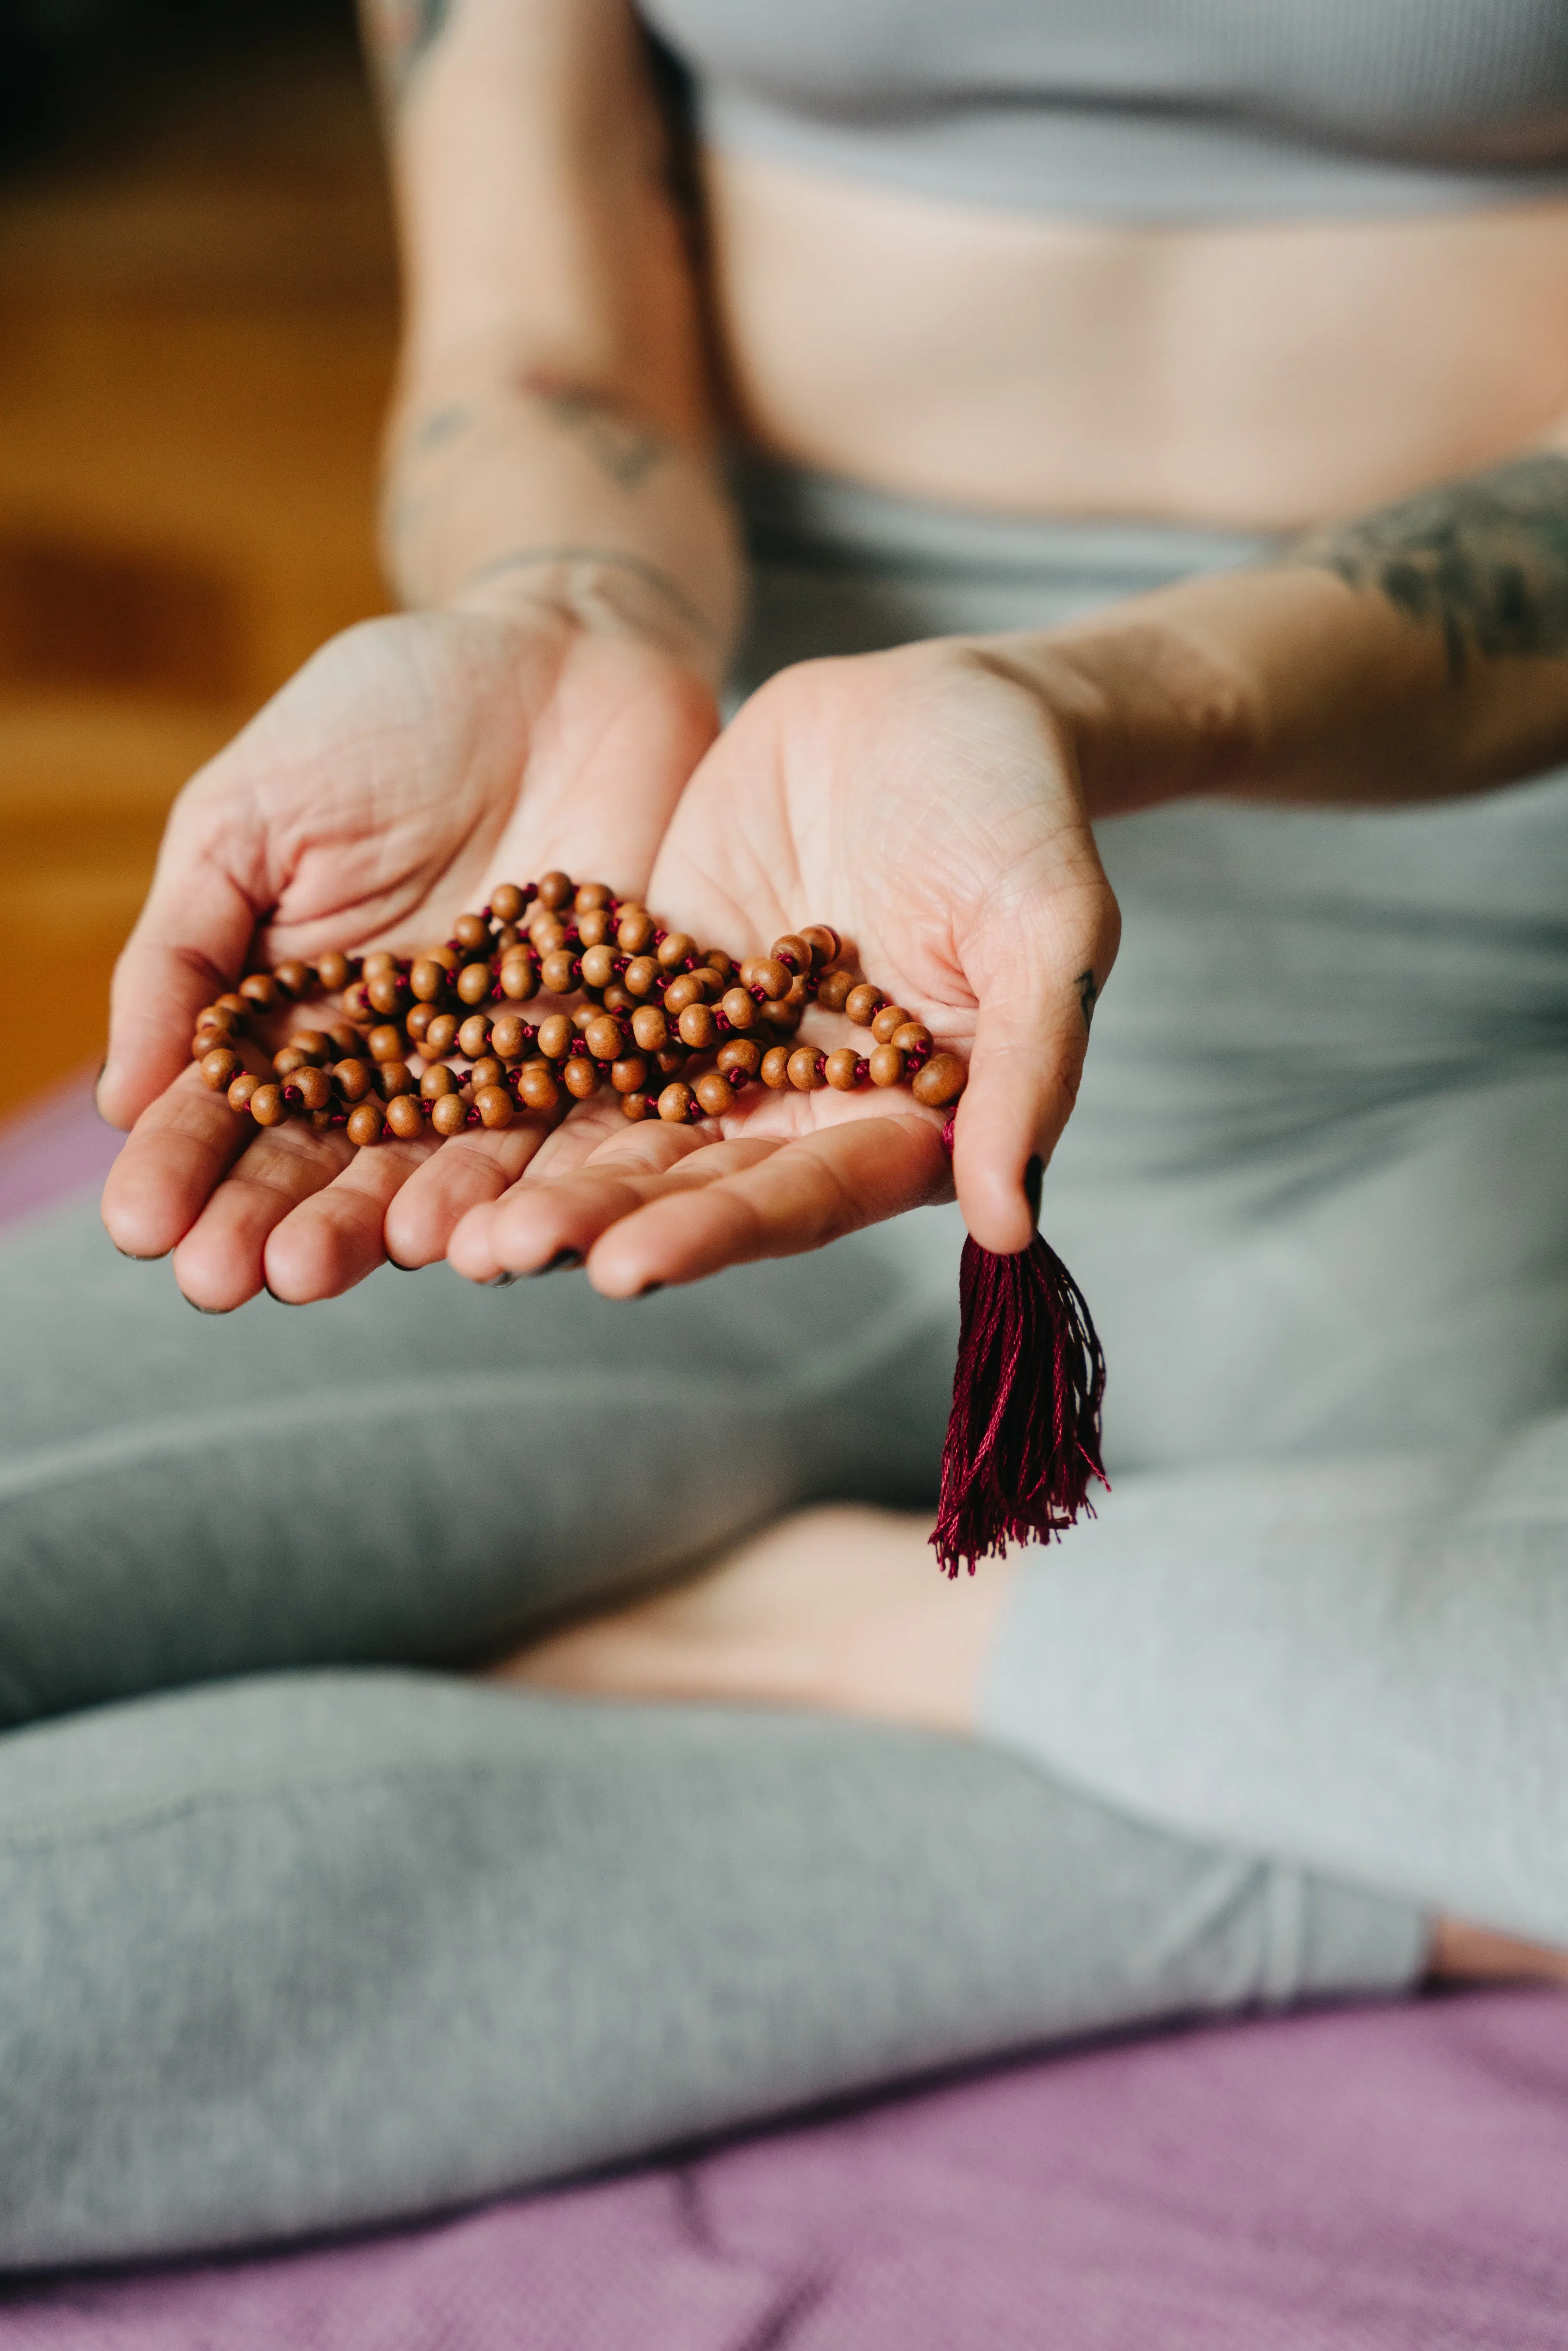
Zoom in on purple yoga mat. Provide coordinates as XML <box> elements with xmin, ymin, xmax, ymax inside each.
<box><xmin>3</xmin><ymin>1083</ymin><xmax>1567</xmax><ymax>2346</ymax></box>
<box><xmin>3</xmin><ymin>1994</ymin><xmax>1568</xmax><ymax>2350</ymax></box>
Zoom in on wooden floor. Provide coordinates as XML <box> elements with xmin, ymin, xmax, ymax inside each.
<box><xmin>0</xmin><ymin>11</ymin><xmax>397</xmax><ymax>1114</ymax></box>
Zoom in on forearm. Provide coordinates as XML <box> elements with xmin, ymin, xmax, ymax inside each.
<box><xmin>362</xmin><ymin>0</ymin><xmax>743</xmax><ymax>680</ymax></box>
<box><xmin>999</xmin><ymin>451</ymin><xmax>1568</xmax><ymax>819</ymax></box>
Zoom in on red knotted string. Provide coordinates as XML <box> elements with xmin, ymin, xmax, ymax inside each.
<box><xmin>931</xmin><ymin>1119</ymin><xmax>1108</xmax><ymax>1578</ymax></box>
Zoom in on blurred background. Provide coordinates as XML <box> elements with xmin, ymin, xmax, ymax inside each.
<box><xmin>0</xmin><ymin>0</ymin><xmax>395</xmax><ymax>1115</ymax></box>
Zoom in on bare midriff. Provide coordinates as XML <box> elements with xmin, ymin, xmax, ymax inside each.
<box><xmin>702</xmin><ymin>150</ymin><xmax>1568</xmax><ymax>528</ymax></box>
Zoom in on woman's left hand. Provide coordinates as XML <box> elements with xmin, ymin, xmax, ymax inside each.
<box><xmin>434</xmin><ymin>637</ymin><xmax>1120</xmax><ymax>1295</ymax></box>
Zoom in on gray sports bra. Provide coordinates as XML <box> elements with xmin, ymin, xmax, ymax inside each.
<box><xmin>638</xmin><ymin>0</ymin><xmax>1568</xmax><ymax>221</ymax></box>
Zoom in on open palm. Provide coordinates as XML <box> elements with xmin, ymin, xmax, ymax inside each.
<box><xmin>441</xmin><ymin>637</ymin><xmax>1121</xmax><ymax>1296</ymax></box>
<box><xmin>99</xmin><ymin>610</ymin><xmax>717</xmax><ymax>1309</ymax></box>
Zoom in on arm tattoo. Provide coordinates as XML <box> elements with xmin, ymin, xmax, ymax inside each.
<box><xmin>360</xmin><ymin>0</ymin><xmax>453</xmax><ymax>106</ymax></box>
<box><xmin>1292</xmin><ymin>452</ymin><xmax>1568</xmax><ymax>681</ymax></box>
<box><xmin>523</xmin><ymin>375</ymin><xmax>670</xmax><ymax>493</ymax></box>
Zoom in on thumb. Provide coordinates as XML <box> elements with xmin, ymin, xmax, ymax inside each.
<box><xmin>949</xmin><ymin>905</ymin><xmax>1118</xmax><ymax>1255</ymax></box>
<box><xmin>97</xmin><ymin>841</ymin><xmax>261</xmax><ymax>1130</ymax></box>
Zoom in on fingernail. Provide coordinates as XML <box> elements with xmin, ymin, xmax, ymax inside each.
<box><xmin>262</xmin><ymin>1283</ymin><xmax>301</xmax><ymax>1307</ymax></box>
<box><xmin>531</xmin><ymin>1246</ymin><xmax>584</xmax><ymax>1276</ymax></box>
<box><xmin>385</xmin><ymin>1254</ymin><xmax>418</xmax><ymax>1273</ymax></box>
<box><xmin>636</xmin><ymin>1281</ymin><xmax>665</xmax><ymax>1299</ymax></box>
<box><xmin>185</xmin><ymin>1297</ymin><xmax>229</xmax><ymax>1315</ymax></box>
<box><xmin>1024</xmin><ymin>1155</ymin><xmax>1043</xmax><ymax>1228</ymax></box>
<box><xmin>485</xmin><ymin>1271</ymin><xmax>519</xmax><ymax>1288</ymax></box>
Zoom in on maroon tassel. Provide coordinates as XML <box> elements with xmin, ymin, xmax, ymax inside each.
<box><xmin>931</xmin><ymin>1129</ymin><xmax>1108</xmax><ymax>1578</ymax></box>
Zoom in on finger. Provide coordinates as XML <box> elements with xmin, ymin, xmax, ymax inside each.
<box><xmin>952</xmin><ymin>988</ymin><xmax>1089</xmax><ymax>1255</ymax></box>
<box><xmin>383</xmin><ymin>1120</ymin><xmax>556</xmax><ymax>1271</ymax></box>
<box><xmin>169</xmin><ymin>1122</ymin><xmax>357</xmax><ymax>1312</ymax></box>
<box><xmin>100</xmin><ymin>1065</ymin><xmax>257</xmax><ymax>1260</ymax></box>
<box><xmin>98</xmin><ymin>847</ymin><xmax>258</xmax><ymax>1131</ymax></box>
<box><xmin>445</xmin><ymin>1122</ymin><xmax>736</xmax><ymax>1284</ymax></box>
<box><xmin>262</xmin><ymin>1133</ymin><xmax>441</xmax><ymax>1301</ymax></box>
<box><xmin>584</xmin><ymin>1116</ymin><xmax>950</xmax><ymax>1295</ymax></box>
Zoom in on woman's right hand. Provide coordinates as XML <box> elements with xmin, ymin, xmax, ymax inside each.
<box><xmin>98</xmin><ymin>606</ymin><xmax>718</xmax><ymax>1310</ymax></box>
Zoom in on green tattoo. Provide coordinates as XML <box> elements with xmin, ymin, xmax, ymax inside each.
<box><xmin>523</xmin><ymin>375</ymin><xmax>670</xmax><ymax>493</ymax></box>
<box><xmin>1293</xmin><ymin>452</ymin><xmax>1568</xmax><ymax>681</ymax></box>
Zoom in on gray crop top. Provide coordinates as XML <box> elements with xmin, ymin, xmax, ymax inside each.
<box><xmin>638</xmin><ymin>0</ymin><xmax>1568</xmax><ymax>221</ymax></box>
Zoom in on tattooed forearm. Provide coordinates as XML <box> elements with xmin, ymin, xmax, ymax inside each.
<box><xmin>360</xmin><ymin>0</ymin><xmax>453</xmax><ymax>107</ymax></box>
<box><xmin>1292</xmin><ymin>453</ymin><xmax>1568</xmax><ymax>681</ymax></box>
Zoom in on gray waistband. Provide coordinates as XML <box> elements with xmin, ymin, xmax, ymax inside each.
<box><xmin>731</xmin><ymin>452</ymin><xmax>1275</xmax><ymax>593</ymax></box>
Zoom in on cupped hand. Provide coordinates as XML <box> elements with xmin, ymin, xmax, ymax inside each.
<box><xmin>440</xmin><ymin>637</ymin><xmax>1120</xmax><ymax>1297</ymax></box>
<box><xmin>99</xmin><ymin>610</ymin><xmax>718</xmax><ymax>1308</ymax></box>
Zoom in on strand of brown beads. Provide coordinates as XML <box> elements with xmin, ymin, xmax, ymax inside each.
<box><xmin>190</xmin><ymin>871</ymin><xmax>969</xmax><ymax>1144</ymax></box>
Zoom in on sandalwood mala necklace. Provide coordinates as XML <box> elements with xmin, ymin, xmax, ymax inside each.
<box><xmin>189</xmin><ymin>871</ymin><xmax>969</xmax><ymax>1145</ymax></box>
<box><xmin>188</xmin><ymin>871</ymin><xmax>1105</xmax><ymax>1577</ymax></box>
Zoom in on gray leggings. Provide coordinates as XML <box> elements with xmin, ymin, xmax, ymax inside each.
<box><xmin>0</xmin><ymin>1197</ymin><xmax>1421</xmax><ymax>2270</ymax></box>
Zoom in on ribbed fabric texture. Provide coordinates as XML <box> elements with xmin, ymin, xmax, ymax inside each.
<box><xmin>642</xmin><ymin>0</ymin><xmax>1568</xmax><ymax>217</ymax></box>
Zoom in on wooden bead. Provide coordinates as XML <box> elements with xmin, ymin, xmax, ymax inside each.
<box><xmin>580</xmin><ymin>943</ymin><xmax>617</xmax><ymax>990</ymax></box>
<box><xmin>653</xmin><ymin>1045</ymin><xmax>689</xmax><ymax>1077</ymax></box>
<box><xmin>658</xmin><ymin>1081</ymin><xmax>694</xmax><ymax>1122</ymax></box>
<box><xmin>825</xmin><ymin>1047</ymin><xmax>863</xmax><ymax>1090</ymax></box>
<box><xmin>474</xmin><ymin>1084</ymin><xmax>515</xmax><ymax>1129</ymax></box>
<box><xmin>342</xmin><ymin>982</ymin><xmax>373</xmax><ymax>1020</ymax></box>
<box><xmin>250</xmin><ymin>1083</ymin><xmax>286</xmax><ymax>1126</ymax></box>
<box><xmin>405</xmin><ymin>1002</ymin><xmax>436</xmax><ymax>1045</ymax></box>
<box><xmin>815</xmin><ymin>970</ymin><xmax>854</xmax><ymax>1013</ymax></box>
<box><xmin>760</xmin><ymin>1045</ymin><xmax>792</xmax><ymax>1089</ymax></box>
<box><xmin>611</xmin><ymin>1055</ymin><xmax>649</xmax><ymax>1093</ymax></box>
<box><xmin>787</xmin><ymin>1046</ymin><xmax>826</xmax><ymax>1090</ymax></box>
<box><xmin>912</xmin><ymin>1051</ymin><xmax>968</xmax><ymax>1106</ymax></box>
<box><xmin>537</xmin><ymin>869</ymin><xmax>574</xmax><ymax>911</ymax></box>
<box><xmin>323</xmin><ymin>1024</ymin><xmax>361</xmax><ymax>1060</ymax></box>
<box><xmin>704</xmin><ymin>948</ymin><xmax>735</xmax><ymax>980</ymax></box>
<box><xmin>420</xmin><ymin>1064</ymin><xmax>458</xmax><ymax>1099</ymax></box>
<box><xmin>376</xmin><ymin>1061</ymin><xmax>415</xmax><ymax>1098</ymax></box>
<box><xmin>872</xmin><ymin>1004</ymin><xmax>912</xmax><ymax>1044</ymax></box>
<box><xmin>760</xmin><ymin>995</ymin><xmax>803</xmax><ymax>1031</ymax></box>
<box><xmin>518</xmin><ymin>1060</ymin><xmax>560</xmax><ymax>1112</ymax></box>
<box><xmin>423</xmin><ymin>1012</ymin><xmax>458</xmax><ymax>1056</ymax></box>
<box><xmin>288</xmin><ymin>1030</ymin><xmax>330</xmax><ymax>1063</ymax></box>
<box><xmin>601</xmin><ymin>982</ymin><xmax>635</xmax><ymax>1014</ymax></box>
<box><xmin>716</xmin><ymin>1037</ymin><xmax>762</xmax><ymax>1078</ymax></box>
<box><xmin>410</xmin><ymin>956</ymin><xmax>448</xmax><ymax>1002</ymax></box>
<box><xmin>845</xmin><ymin>984</ymin><xmax>884</xmax><ymax>1026</ymax></box>
<box><xmin>538</xmin><ymin>949</ymin><xmax>579</xmax><ymax>995</ymax></box>
<box><xmin>289</xmin><ymin>1065</ymin><xmax>332</xmax><ymax>1111</ymax></box>
<box><xmin>332</xmin><ymin>1058</ymin><xmax>375</xmax><ymax>1102</ymax></box>
<box><xmin>657</xmin><ymin>930</ymin><xmax>696</xmax><ymax>971</ymax></box>
<box><xmin>499</xmin><ymin>955</ymin><xmax>538</xmax><ymax>1002</ymax></box>
<box><xmin>453</xmin><ymin>911</ymin><xmax>491</xmax><ymax>953</ymax></box>
<box><xmin>891</xmin><ymin>1021</ymin><xmax>933</xmax><ymax>1055</ymax></box>
<box><xmin>489</xmin><ymin>1014</ymin><xmax>530</xmax><ymax>1061</ymax></box>
<box><xmin>227</xmin><ymin>1071</ymin><xmax>261</xmax><ymax>1112</ymax></box>
<box><xmin>346</xmin><ymin>1101</ymin><xmax>385</xmax><ymax>1146</ymax></box>
<box><xmin>631</xmin><ymin>1004</ymin><xmax>669</xmax><ymax>1053</ymax></box>
<box><xmin>457</xmin><ymin>1012</ymin><xmax>493</xmax><ymax>1058</ymax></box>
<box><xmin>489</xmin><ymin>882</ymin><xmax>526</xmax><ymax>925</ymax></box>
<box><xmin>314</xmin><ymin>951</ymin><xmax>351</xmax><ymax>993</ymax></box>
<box><xmin>385</xmin><ymin>1091</ymin><xmax>426</xmax><ymax>1140</ymax></box>
<box><xmin>868</xmin><ymin>1043</ymin><xmax>905</xmax><ymax>1087</ymax></box>
<box><xmin>493</xmin><ymin>924</ymin><xmax>520</xmax><ymax>952</ymax></box>
<box><xmin>536</xmin><ymin>1013</ymin><xmax>574</xmax><ymax>1061</ymax></box>
<box><xmin>200</xmin><ymin>1046</ymin><xmax>241</xmax><ymax>1090</ymax></box>
<box><xmin>622</xmin><ymin>955</ymin><xmax>659</xmax><ymax>998</ymax></box>
<box><xmin>617</xmin><ymin>905</ymin><xmax>655</xmax><ymax>954</ymax></box>
<box><xmin>621</xmin><ymin>1090</ymin><xmax>654</xmax><ymax>1121</ymax></box>
<box><xmin>754</xmin><ymin>956</ymin><xmax>791</xmax><ymax>1000</ymax></box>
<box><xmin>663</xmin><ymin>972</ymin><xmax>701</xmax><ymax>1015</ymax></box>
<box><xmin>366</xmin><ymin>973</ymin><xmax>406</xmax><ymax>1017</ymax></box>
<box><xmin>196</xmin><ymin>1003</ymin><xmax>240</xmax><ymax>1036</ymax></box>
<box><xmin>272</xmin><ymin>959</ymin><xmax>311</xmax><ymax>998</ymax></box>
<box><xmin>529</xmin><ymin>913</ymin><xmax>569</xmax><ymax>956</ymax></box>
<box><xmin>563</xmin><ymin>1056</ymin><xmax>600</xmax><ymax>1100</ymax></box>
<box><xmin>430</xmin><ymin>1090</ymin><xmax>469</xmax><ymax>1136</ymax></box>
<box><xmin>570</xmin><ymin>880</ymin><xmax>610</xmax><ymax>914</ymax></box>
<box><xmin>468</xmin><ymin>1055</ymin><xmax>506</xmax><ymax>1092</ymax></box>
<box><xmin>457</xmin><ymin>961</ymin><xmax>494</xmax><ymax>1006</ymax></box>
<box><xmin>367</xmin><ymin>1024</ymin><xmax>406</xmax><ymax>1062</ymax></box>
<box><xmin>577</xmin><ymin>909</ymin><xmax>615</xmax><ymax>948</ymax></box>
<box><xmin>213</xmin><ymin>992</ymin><xmax>250</xmax><ymax>1020</ymax></box>
<box><xmin>361</xmin><ymin>950</ymin><xmax>397</xmax><ymax>981</ymax></box>
<box><xmin>800</xmin><ymin>924</ymin><xmax>841</xmax><ymax>968</ymax></box>
<box><xmin>585</xmin><ymin>1014</ymin><xmax>625</xmax><ymax>1061</ymax></box>
<box><xmin>678</xmin><ymin>1002</ymin><xmax>717</xmax><ymax>1050</ymax></box>
<box><xmin>720</xmin><ymin>987</ymin><xmax>757</xmax><ymax>1032</ymax></box>
<box><xmin>272</xmin><ymin>1047</ymin><xmax>309</xmax><ymax>1077</ymax></box>
<box><xmin>772</xmin><ymin>934</ymin><xmax>811</xmax><ymax>974</ymax></box>
<box><xmin>239</xmin><ymin>973</ymin><xmax>282</xmax><ymax>1011</ymax></box>
<box><xmin>695</xmin><ymin>1071</ymin><xmax>734</xmax><ymax>1117</ymax></box>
